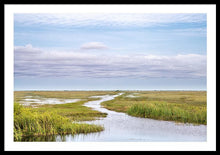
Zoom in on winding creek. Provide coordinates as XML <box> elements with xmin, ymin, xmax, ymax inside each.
<box><xmin>22</xmin><ymin>93</ymin><xmax>207</xmax><ymax>142</ymax></box>
<box><xmin>58</xmin><ymin>93</ymin><xmax>207</xmax><ymax>142</ymax></box>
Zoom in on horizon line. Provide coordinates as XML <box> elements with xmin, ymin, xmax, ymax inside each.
<box><xmin>14</xmin><ymin>89</ymin><xmax>207</xmax><ymax>91</ymax></box>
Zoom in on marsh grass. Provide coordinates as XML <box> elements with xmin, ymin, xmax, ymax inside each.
<box><xmin>102</xmin><ymin>91</ymin><xmax>207</xmax><ymax>125</ymax></box>
<box><xmin>35</xmin><ymin>100</ymin><xmax>107</xmax><ymax>121</ymax></box>
<box><xmin>13</xmin><ymin>91</ymin><xmax>118</xmax><ymax>141</ymax></box>
<box><xmin>14</xmin><ymin>103</ymin><xmax>104</xmax><ymax>141</ymax></box>
<box><xmin>127</xmin><ymin>102</ymin><xmax>206</xmax><ymax>124</ymax></box>
<box><xmin>14</xmin><ymin>91</ymin><xmax>118</xmax><ymax>102</ymax></box>
<box><xmin>14</xmin><ymin>90</ymin><xmax>207</xmax><ymax>141</ymax></box>
<box><xmin>14</xmin><ymin>91</ymin><xmax>114</xmax><ymax>121</ymax></box>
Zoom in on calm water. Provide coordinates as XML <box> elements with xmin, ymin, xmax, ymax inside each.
<box><xmin>22</xmin><ymin>93</ymin><xmax>207</xmax><ymax>142</ymax></box>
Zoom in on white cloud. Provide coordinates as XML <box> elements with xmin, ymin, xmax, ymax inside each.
<box><xmin>14</xmin><ymin>13</ymin><xmax>206</xmax><ymax>28</ymax></box>
<box><xmin>80</xmin><ymin>42</ymin><xmax>108</xmax><ymax>50</ymax></box>
<box><xmin>14</xmin><ymin>45</ymin><xmax>206</xmax><ymax>79</ymax></box>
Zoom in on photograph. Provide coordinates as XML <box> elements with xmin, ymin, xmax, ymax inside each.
<box><xmin>4</xmin><ymin>4</ymin><xmax>216</xmax><ymax>151</ymax></box>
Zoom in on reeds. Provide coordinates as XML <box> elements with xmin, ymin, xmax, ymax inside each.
<box><xmin>14</xmin><ymin>103</ymin><xmax>104</xmax><ymax>141</ymax></box>
<box><xmin>127</xmin><ymin>102</ymin><xmax>206</xmax><ymax>124</ymax></box>
<box><xmin>102</xmin><ymin>91</ymin><xmax>207</xmax><ymax>125</ymax></box>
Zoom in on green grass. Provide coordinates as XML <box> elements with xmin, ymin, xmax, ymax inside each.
<box><xmin>102</xmin><ymin>91</ymin><xmax>207</xmax><ymax>125</ymax></box>
<box><xmin>35</xmin><ymin>100</ymin><xmax>107</xmax><ymax>121</ymax></box>
<box><xmin>14</xmin><ymin>102</ymin><xmax>104</xmax><ymax>141</ymax></box>
<box><xmin>14</xmin><ymin>90</ymin><xmax>207</xmax><ymax>141</ymax></box>
<box><xmin>127</xmin><ymin>102</ymin><xmax>206</xmax><ymax>124</ymax></box>
<box><xmin>14</xmin><ymin>91</ymin><xmax>118</xmax><ymax>102</ymax></box>
<box><xmin>14</xmin><ymin>91</ymin><xmax>118</xmax><ymax>121</ymax></box>
<box><xmin>13</xmin><ymin>91</ymin><xmax>119</xmax><ymax>141</ymax></box>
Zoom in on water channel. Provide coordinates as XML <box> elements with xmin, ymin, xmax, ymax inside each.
<box><xmin>21</xmin><ymin>93</ymin><xmax>206</xmax><ymax>142</ymax></box>
<box><xmin>56</xmin><ymin>93</ymin><xmax>207</xmax><ymax>142</ymax></box>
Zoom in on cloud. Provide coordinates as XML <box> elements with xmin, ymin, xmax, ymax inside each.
<box><xmin>14</xmin><ymin>45</ymin><xmax>206</xmax><ymax>79</ymax></box>
<box><xmin>14</xmin><ymin>13</ymin><xmax>206</xmax><ymax>28</ymax></box>
<box><xmin>80</xmin><ymin>42</ymin><xmax>108</xmax><ymax>50</ymax></box>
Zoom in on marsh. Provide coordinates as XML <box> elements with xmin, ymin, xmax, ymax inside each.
<box><xmin>14</xmin><ymin>91</ymin><xmax>207</xmax><ymax>142</ymax></box>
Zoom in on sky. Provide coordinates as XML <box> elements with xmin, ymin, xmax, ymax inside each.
<box><xmin>14</xmin><ymin>13</ymin><xmax>207</xmax><ymax>90</ymax></box>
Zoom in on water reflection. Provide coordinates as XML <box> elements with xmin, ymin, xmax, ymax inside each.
<box><xmin>21</xmin><ymin>135</ymin><xmax>57</xmax><ymax>142</ymax></box>
<box><xmin>21</xmin><ymin>133</ymin><xmax>103</xmax><ymax>142</ymax></box>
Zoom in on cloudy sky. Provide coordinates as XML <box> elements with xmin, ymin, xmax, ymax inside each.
<box><xmin>14</xmin><ymin>13</ymin><xmax>207</xmax><ymax>90</ymax></box>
